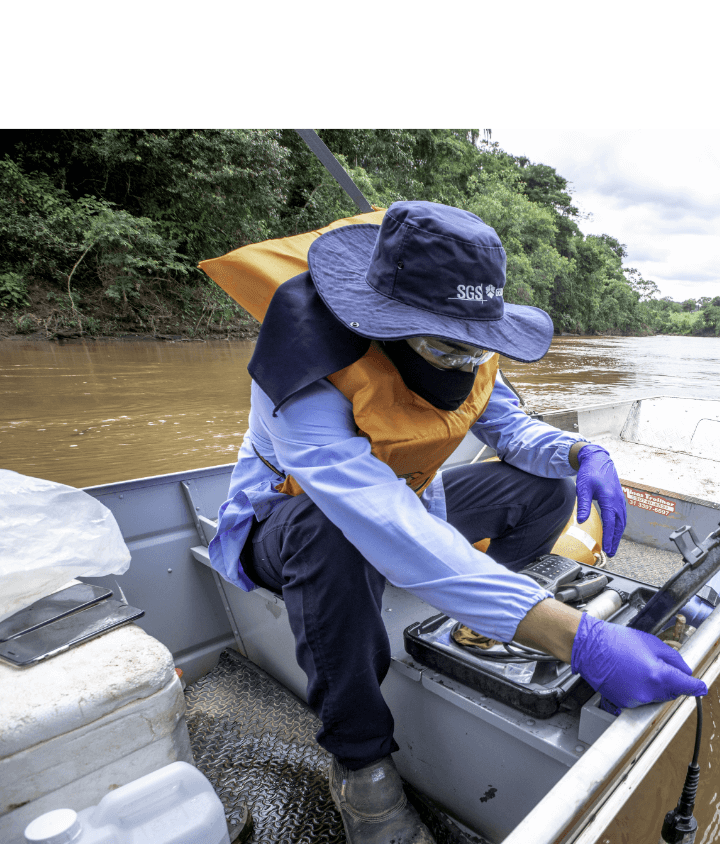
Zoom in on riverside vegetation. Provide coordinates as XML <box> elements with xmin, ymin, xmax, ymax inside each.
<box><xmin>1</xmin><ymin>129</ymin><xmax>716</xmax><ymax>342</ymax></box>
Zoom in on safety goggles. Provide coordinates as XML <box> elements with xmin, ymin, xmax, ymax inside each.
<box><xmin>406</xmin><ymin>336</ymin><xmax>495</xmax><ymax>370</ymax></box>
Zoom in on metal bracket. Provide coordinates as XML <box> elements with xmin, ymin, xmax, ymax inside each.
<box><xmin>180</xmin><ymin>480</ymin><xmax>218</xmax><ymax>547</ymax></box>
<box><xmin>180</xmin><ymin>480</ymin><xmax>247</xmax><ymax>655</ymax></box>
<box><xmin>670</xmin><ymin>524</ymin><xmax>720</xmax><ymax>568</ymax></box>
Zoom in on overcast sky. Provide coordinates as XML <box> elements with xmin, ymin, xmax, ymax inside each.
<box><xmin>491</xmin><ymin>124</ymin><xmax>720</xmax><ymax>302</ymax></box>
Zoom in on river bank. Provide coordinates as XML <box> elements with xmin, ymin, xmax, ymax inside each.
<box><xmin>0</xmin><ymin>297</ymin><xmax>708</xmax><ymax>344</ymax></box>
<box><xmin>0</xmin><ymin>326</ymin><xmax>258</xmax><ymax>343</ymax></box>
<box><xmin>0</xmin><ymin>305</ymin><xmax>663</xmax><ymax>344</ymax></box>
<box><xmin>0</xmin><ymin>281</ymin><xmax>261</xmax><ymax>343</ymax></box>
<box><xmin>0</xmin><ymin>313</ymin><xmax>261</xmax><ymax>343</ymax></box>
<box><xmin>0</xmin><ymin>277</ymin><xmax>704</xmax><ymax>344</ymax></box>
<box><xmin>2</xmin><ymin>324</ymin><xmax>708</xmax><ymax>344</ymax></box>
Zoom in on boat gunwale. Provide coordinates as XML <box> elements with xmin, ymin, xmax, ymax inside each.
<box><xmin>82</xmin><ymin>461</ymin><xmax>237</xmax><ymax>495</ymax></box>
<box><xmin>539</xmin><ymin>393</ymin><xmax>720</xmax><ymax>417</ymax></box>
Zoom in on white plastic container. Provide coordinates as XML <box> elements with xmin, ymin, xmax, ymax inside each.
<box><xmin>23</xmin><ymin>762</ymin><xmax>230</xmax><ymax>844</ymax></box>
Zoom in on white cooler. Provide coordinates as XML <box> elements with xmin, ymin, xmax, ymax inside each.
<box><xmin>0</xmin><ymin>623</ymin><xmax>194</xmax><ymax>844</ymax></box>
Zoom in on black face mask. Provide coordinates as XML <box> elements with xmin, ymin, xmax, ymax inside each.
<box><xmin>381</xmin><ymin>340</ymin><xmax>477</xmax><ymax>411</ymax></box>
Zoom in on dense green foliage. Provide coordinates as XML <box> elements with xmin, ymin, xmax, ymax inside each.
<box><xmin>0</xmin><ymin>129</ymin><xmax>713</xmax><ymax>338</ymax></box>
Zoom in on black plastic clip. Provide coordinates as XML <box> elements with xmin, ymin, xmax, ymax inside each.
<box><xmin>670</xmin><ymin>524</ymin><xmax>720</xmax><ymax>568</ymax></box>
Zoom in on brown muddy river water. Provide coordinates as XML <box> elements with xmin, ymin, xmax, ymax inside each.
<box><xmin>2</xmin><ymin>334</ymin><xmax>720</xmax><ymax>489</ymax></box>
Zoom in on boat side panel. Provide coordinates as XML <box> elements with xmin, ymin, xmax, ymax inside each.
<box><xmin>440</xmin><ymin>431</ymin><xmax>493</xmax><ymax>468</ymax></box>
<box><xmin>82</xmin><ymin>466</ymin><xmax>236</xmax><ymax>684</ymax></box>
<box><xmin>389</xmin><ymin>668</ymin><xmax>569</xmax><ymax>843</ymax></box>
<box><xmin>220</xmin><ymin>584</ymin><xmax>309</xmax><ymax>699</ymax></box>
<box><xmin>621</xmin><ymin>397</ymin><xmax>720</xmax><ymax>459</ymax></box>
<box><xmin>619</xmin><ymin>479</ymin><xmax>720</xmax><ymax>552</ymax></box>
<box><xmin>576</xmin><ymin>402</ymin><xmax>635</xmax><ymax>441</ymax></box>
<box><xmin>541</xmin><ymin>401</ymin><xmax>634</xmax><ymax>440</ymax></box>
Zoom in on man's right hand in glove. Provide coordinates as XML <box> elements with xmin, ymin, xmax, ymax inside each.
<box><xmin>514</xmin><ymin>599</ymin><xmax>707</xmax><ymax>712</ymax></box>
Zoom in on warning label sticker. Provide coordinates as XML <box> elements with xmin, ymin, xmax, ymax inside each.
<box><xmin>622</xmin><ymin>486</ymin><xmax>676</xmax><ymax>516</ymax></box>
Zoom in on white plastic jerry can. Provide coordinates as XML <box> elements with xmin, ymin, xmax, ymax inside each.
<box><xmin>24</xmin><ymin>762</ymin><xmax>230</xmax><ymax>844</ymax></box>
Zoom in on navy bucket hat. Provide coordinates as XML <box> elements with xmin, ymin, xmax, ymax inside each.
<box><xmin>308</xmin><ymin>201</ymin><xmax>554</xmax><ymax>363</ymax></box>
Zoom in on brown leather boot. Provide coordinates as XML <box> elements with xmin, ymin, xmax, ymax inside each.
<box><xmin>329</xmin><ymin>755</ymin><xmax>436</xmax><ymax>843</ymax></box>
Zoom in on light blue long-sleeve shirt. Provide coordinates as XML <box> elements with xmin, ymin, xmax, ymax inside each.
<box><xmin>209</xmin><ymin>373</ymin><xmax>588</xmax><ymax>643</ymax></box>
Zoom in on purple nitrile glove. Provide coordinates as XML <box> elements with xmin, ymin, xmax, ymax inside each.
<box><xmin>576</xmin><ymin>444</ymin><xmax>627</xmax><ymax>556</ymax></box>
<box><xmin>571</xmin><ymin>613</ymin><xmax>707</xmax><ymax>711</ymax></box>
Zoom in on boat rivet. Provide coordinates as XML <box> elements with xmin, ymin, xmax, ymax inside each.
<box><xmin>118</xmin><ymin>494</ymin><xmax>123</xmax><ymax>499</ymax></box>
<box><xmin>350</xmin><ymin>321</ymin><xmax>360</xmax><ymax>328</ymax></box>
<box><xmin>526</xmin><ymin>719</ymin><xmax>535</xmax><ymax>726</ymax></box>
<box><xmin>386</xmin><ymin>608</ymin><xmax>392</xmax><ymax>612</ymax></box>
<box><xmin>167</xmin><ymin>568</ymin><xmax>173</xmax><ymax>573</ymax></box>
<box><xmin>575</xmin><ymin>745</ymin><xmax>585</xmax><ymax>753</ymax></box>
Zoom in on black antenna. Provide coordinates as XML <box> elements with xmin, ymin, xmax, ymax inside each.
<box><xmin>294</xmin><ymin>130</ymin><xmax>373</xmax><ymax>214</ymax></box>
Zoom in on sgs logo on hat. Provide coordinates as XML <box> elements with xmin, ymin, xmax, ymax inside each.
<box><xmin>451</xmin><ymin>284</ymin><xmax>504</xmax><ymax>302</ymax></box>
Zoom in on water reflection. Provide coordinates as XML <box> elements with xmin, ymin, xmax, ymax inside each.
<box><xmin>3</xmin><ymin>334</ymin><xmax>720</xmax><ymax>489</ymax></box>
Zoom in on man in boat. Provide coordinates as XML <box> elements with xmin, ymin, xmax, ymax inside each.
<box><xmin>209</xmin><ymin>202</ymin><xmax>706</xmax><ymax>844</ymax></box>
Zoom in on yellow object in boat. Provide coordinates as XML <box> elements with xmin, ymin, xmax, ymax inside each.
<box><xmin>552</xmin><ymin>500</ymin><xmax>605</xmax><ymax>566</ymax></box>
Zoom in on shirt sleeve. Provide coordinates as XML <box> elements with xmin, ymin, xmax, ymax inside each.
<box><xmin>256</xmin><ymin>378</ymin><xmax>552</xmax><ymax>643</ymax></box>
<box><xmin>471</xmin><ymin>376</ymin><xmax>589</xmax><ymax>477</ymax></box>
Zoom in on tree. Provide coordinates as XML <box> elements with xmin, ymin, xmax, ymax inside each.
<box><xmin>625</xmin><ymin>269</ymin><xmax>660</xmax><ymax>302</ymax></box>
<box><xmin>0</xmin><ymin>129</ymin><xmax>670</xmax><ymax>340</ymax></box>
<box><xmin>513</xmin><ymin>160</ymin><xmax>580</xmax><ymax>219</ymax></box>
<box><xmin>701</xmin><ymin>305</ymin><xmax>720</xmax><ymax>334</ymax></box>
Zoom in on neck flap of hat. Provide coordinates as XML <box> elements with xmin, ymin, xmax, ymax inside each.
<box><xmin>248</xmin><ymin>272</ymin><xmax>370</xmax><ymax>414</ymax></box>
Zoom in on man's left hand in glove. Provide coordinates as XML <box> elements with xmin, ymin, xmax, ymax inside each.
<box><xmin>575</xmin><ymin>444</ymin><xmax>626</xmax><ymax>557</ymax></box>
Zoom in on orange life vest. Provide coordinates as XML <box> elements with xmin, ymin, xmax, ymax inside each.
<box><xmin>277</xmin><ymin>342</ymin><xmax>499</xmax><ymax>497</ymax></box>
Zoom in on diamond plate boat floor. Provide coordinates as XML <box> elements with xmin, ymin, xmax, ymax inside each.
<box><xmin>184</xmin><ymin>649</ymin><xmax>487</xmax><ymax>844</ymax></box>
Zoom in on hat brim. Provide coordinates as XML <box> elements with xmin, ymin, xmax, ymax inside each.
<box><xmin>308</xmin><ymin>224</ymin><xmax>554</xmax><ymax>364</ymax></box>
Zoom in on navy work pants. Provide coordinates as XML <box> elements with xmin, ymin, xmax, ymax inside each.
<box><xmin>241</xmin><ymin>461</ymin><xmax>576</xmax><ymax>769</ymax></box>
